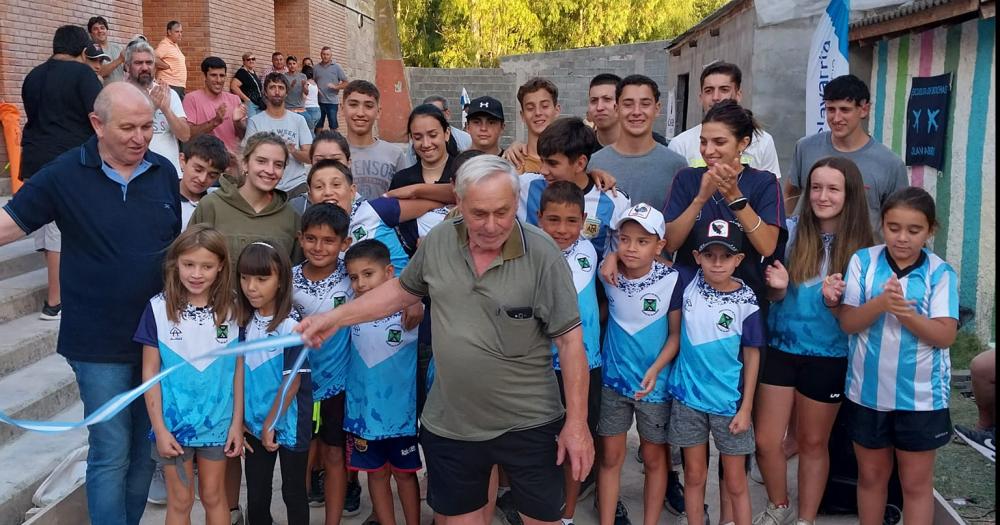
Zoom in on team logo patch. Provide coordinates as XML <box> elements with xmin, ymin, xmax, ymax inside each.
<box><xmin>641</xmin><ymin>293</ymin><xmax>660</xmax><ymax>316</ymax></box>
<box><xmin>577</xmin><ymin>255</ymin><xmax>592</xmax><ymax>271</ymax></box>
<box><xmin>353</xmin><ymin>436</ymin><xmax>368</xmax><ymax>453</ymax></box>
<box><xmin>386</xmin><ymin>328</ymin><xmax>403</xmax><ymax>345</ymax></box>
<box><xmin>709</xmin><ymin>219</ymin><xmax>729</xmax><ymax>238</ymax></box>
<box><xmin>169</xmin><ymin>327</ymin><xmax>183</xmax><ymax>341</ymax></box>
<box><xmin>717</xmin><ymin>309</ymin><xmax>735</xmax><ymax>331</ymax></box>
<box><xmin>583</xmin><ymin>218</ymin><xmax>601</xmax><ymax>238</ymax></box>
<box><xmin>215</xmin><ymin>325</ymin><xmax>229</xmax><ymax>343</ymax></box>
<box><xmin>628</xmin><ymin>204</ymin><xmax>651</xmax><ymax>219</ymax></box>
<box><xmin>352</xmin><ymin>226</ymin><xmax>367</xmax><ymax>240</ymax></box>
<box><xmin>333</xmin><ymin>295</ymin><xmax>347</xmax><ymax>307</ymax></box>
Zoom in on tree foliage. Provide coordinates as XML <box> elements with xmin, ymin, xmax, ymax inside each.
<box><xmin>395</xmin><ymin>0</ymin><xmax>728</xmax><ymax>67</ymax></box>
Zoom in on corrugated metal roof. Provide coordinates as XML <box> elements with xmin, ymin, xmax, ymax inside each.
<box><xmin>850</xmin><ymin>0</ymin><xmax>965</xmax><ymax>28</ymax></box>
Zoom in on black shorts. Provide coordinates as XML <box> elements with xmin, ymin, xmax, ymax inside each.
<box><xmin>318</xmin><ymin>392</ymin><xmax>346</xmax><ymax>448</ymax></box>
<box><xmin>420</xmin><ymin>418</ymin><xmax>565</xmax><ymax>521</ymax></box>
<box><xmin>760</xmin><ymin>347</ymin><xmax>848</xmax><ymax>403</ymax></box>
<box><xmin>845</xmin><ymin>400</ymin><xmax>952</xmax><ymax>452</ymax></box>
<box><xmin>555</xmin><ymin>366</ymin><xmax>602</xmax><ymax>437</ymax></box>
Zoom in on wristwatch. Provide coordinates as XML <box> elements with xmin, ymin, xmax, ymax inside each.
<box><xmin>728</xmin><ymin>197</ymin><xmax>749</xmax><ymax>211</ymax></box>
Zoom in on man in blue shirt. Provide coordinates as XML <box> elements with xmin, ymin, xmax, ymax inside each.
<box><xmin>0</xmin><ymin>82</ymin><xmax>181</xmax><ymax>525</ymax></box>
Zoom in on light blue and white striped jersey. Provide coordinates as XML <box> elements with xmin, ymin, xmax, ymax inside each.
<box><xmin>292</xmin><ymin>262</ymin><xmax>353</xmax><ymax>400</ymax></box>
<box><xmin>348</xmin><ymin>196</ymin><xmax>409</xmax><ymax>275</ymax></box>
<box><xmin>601</xmin><ymin>261</ymin><xmax>683</xmax><ymax>402</ymax></box>
<box><xmin>768</xmin><ymin>217</ymin><xmax>848</xmax><ymax>358</ymax></box>
<box><xmin>243</xmin><ymin>311</ymin><xmax>312</xmax><ymax>451</ymax></box>
<box><xmin>668</xmin><ymin>270</ymin><xmax>764</xmax><ymax>417</ymax></box>
<box><xmin>134</xmin><ymin>294</ymin><xmax>240</xmax><ymax>447</ymax></box>
<box><xmin>344</xmin><ymin>311</ymin><xmax>419</xmax><ymax>440</ymax></box>
<box><xmin>517</xmin><ymin>172</ymin><xmax>631</xmax><ymax>258</ymax></box>
<box><xmin>553</xmin><ymin>239</ymin><xmax>601</xmax><ymax>370</ymax></box>
<box><xmin>842</xmin><ymin>246</ymin><xmax>959</xmax><ymax>411</ymax></box>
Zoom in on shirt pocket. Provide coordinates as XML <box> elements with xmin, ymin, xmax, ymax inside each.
<box><xmin>492</xmin><ymin>304</ymin><xmax>543</xmax><ymax>358</ymax></box>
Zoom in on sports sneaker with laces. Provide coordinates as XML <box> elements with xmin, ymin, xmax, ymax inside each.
<box><xmin>343</xmin><ymin>479</ymin><xmax>362</xmax><ymax>516</ymax></box>
<box><xmin>147</xmin><ymin>464</ymin><xmax>167</xmax><ymax>504</ymax></box>
<box><xmin>752</xmin><ymin>501</ymin><xmax>795</xmax><ymax>525</ymax></box>
<box><xmin>664</xmin><ymin>470</ymin><xmax>685</xmax><ymax>515</ymax></box>
<box><xmin>954</xmin><ymin>424</ymin><xmax>996</xmax><ymax>462</ymax></box>
<box><xmin>496</xmin><ymin>491</ymin><xmax>524</xmax><ymax>525</ymax></box>
<box><xmin>39</xmin><ymin>302</ymin><xmax>61</xmax><ymax>321</ymax></box>
<box><xmin>309</xmin><ymin>469</ymin><xmax>326</xmax><ymax>506</ymax></box>
<box><xmin>614</xmin><ymin>500</ymin><xmax>632</xmax><ymax>525</ymax></box>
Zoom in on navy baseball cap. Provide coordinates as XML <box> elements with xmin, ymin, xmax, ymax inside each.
<box><xmin>466</xmin><ymin>96</ymin><xmax>504</xmax><ymax>121</ymax></box>
<box><xmin>697</xmin><ymin>219</ymin><xmax>743</xmax><ymax>253</ymax></box>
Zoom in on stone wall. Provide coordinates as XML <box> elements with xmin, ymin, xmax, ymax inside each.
<box><xmin>405</xmin><ymin>67</ymin><xmax>517</xmax><ymax>147</ymax></box>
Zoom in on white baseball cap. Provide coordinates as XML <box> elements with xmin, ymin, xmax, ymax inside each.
<box><xmin>613</xmin><ymin>203</ymin><xmax>666</xmax><ymax>239</ymax></box>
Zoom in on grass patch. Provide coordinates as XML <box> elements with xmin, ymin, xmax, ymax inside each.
<box><xmin>936</xmin><ymin>388</ymin><xmax>996</xmax><ymax>523</ymax></box>
<box><xmin>950</xmin><ymin>330</ymin><xmax>985</xmax><ymax>370</ymax></box>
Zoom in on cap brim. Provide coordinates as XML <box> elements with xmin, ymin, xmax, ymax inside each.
<box><xmin>698</xmin><ymin>240</ymin><xmax>740</xmax><ymax>253</ymax></box>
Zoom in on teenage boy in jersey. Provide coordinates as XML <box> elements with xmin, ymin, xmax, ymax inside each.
<box><xmin>668</xmin><ymin>61</ymin><xmax>781</xmax><ymax>178</ymax></box>
<box><xmin>179</xmin><ymin>135</ymin><xmax>230</xmax><ymax>229</ymax></box>
<box><xmin>518</xmin><ymin>117</ymin><xmax>630</xmax><ymax>259</ymax></box>
<box><xmin>508</xmin><ymin>77</ymin><xmax>561</xmax><ymax>173</ymax></box>
<box><xmin>588</xmin><ymin>75</ymin><xmax>686</xmax><ymax>214</ymax></box>
<box><xmin>536</xmin><ymin>182</ymin><xmax>603</xmax><ymax>525</ymax></box>
<box><xmin>588</xmin><ymin>74</ymin><xmax>669</xmax><ymax>148</ymax></box>
<box><xmin>784</xmin><ymin>74</ymin><xmax>908</xmax><ymax>230</ymax></box>
<box><xmin>466</xmin><ymin>96</ymin><xmax>506</xmax><ymax>156</ymax></box>
<box><xmin>598</xmin><ymin>203</ymin><xmax>682</xmax><ymax>525</ymax></box>
<box><xmin>343</xmin><ymin>240</ymin><xmax>422</xmax><ymax>525</ymax></box>
<box><xmin>342</xmin><ymin>80</ymin><xmax>409</xmax><ymax>199</ymax></box>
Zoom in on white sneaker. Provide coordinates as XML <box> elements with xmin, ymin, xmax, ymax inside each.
<box><xmin>752</xmin><ymin>502</ymin><xmax>795</xmax><ymax>525</ymax></box>
<box><xmin>750</xmin><ymin>455</ymin><xmax>764</xmax><ymax>484</ymax></box>
<box><xmin>230</xmin><ymin>505</ymin><xmax>245</xmax><ymax>525</ymax></box>
<box><xmin>795</xmin><ymin>520</ymin><xmax>814</xmax><ymax>525</ymax></box>
<box><xmin>147</xmin><ymin>465</ymin><xmax>167</xmax><ymax>504</ymax></box>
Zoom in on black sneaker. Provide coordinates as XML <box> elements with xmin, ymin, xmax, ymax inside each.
<box><xmin>954</xmin><ymin>424</ymin><xmax>996</xmax><ymax>462</ymax></box>
<box><xmin>308</xmin><ymin>469</ymin><xmax>326</xmax><ymax>507</ymax></box>
<box><xmin>496</xmin><ymin>491</ymin><xmax>524</xmax><ymax>525</ymax></box>
<box><xmin>614</xmin><ymin>500</ymin><xmax>632</xmax><ymax>525</ymax></box>
<box><xmin>343</xmin><ymin>479</ymin><xmax>362</xmax><ymax>516</ymax></box>
<box><xmin>665</xmin><ymin>470</ymin><xmax>685</xmax><ymax>515</ymax></box>
<box><xmin>39</xmin><ymin>302</ymin><xmax>61</xmax><ymax>321</ymax></box>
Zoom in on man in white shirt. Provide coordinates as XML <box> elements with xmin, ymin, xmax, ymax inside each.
<box><xmin>124</xmin><ymin>38</ymin><xmax>190</xmax><ymax>177</ymax></box>
<box><xmin>668</xmin><ymin>61</ymin><xmax>781</xmax><ymax>179</ymax></box>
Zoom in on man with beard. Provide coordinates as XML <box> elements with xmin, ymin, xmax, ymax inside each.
<box><xmin>183</xmin><ymin>56</ymin><xmax>247</xmax><ymax>154</ymax></box>
<box><xmin>244</xmin><ymin>72</ymin><xmax>313</xmax><ymax>196</ymax></box>
<box><xmin>124</xmin><ymin>38</ymin><xmax>190</xmax><ymax>177</ymax></box>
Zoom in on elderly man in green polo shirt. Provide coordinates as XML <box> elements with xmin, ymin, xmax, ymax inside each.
<box><xmin>299</xmin><ymin>155</ymin><xmax>594</xmax><ymax>525</ymax></box>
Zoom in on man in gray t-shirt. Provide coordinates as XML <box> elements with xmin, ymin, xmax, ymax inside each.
<box><xmin>245</xmin><ymin>74</ymin><xmax>314</xmax><ymax>194</ymax></box>
<box><xmin>313</xmin><ymin>46</ymin><xmax>349</xmax><ymax>131</ymax></box>
<box><xmin>283</xmin><ymin>55</ymin><xmax>307</xmax><ymax>110</ymax></box>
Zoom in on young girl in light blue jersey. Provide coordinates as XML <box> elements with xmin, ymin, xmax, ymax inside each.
<box><xmin>136</xmin><ymin>225</ymin><xmax>242</xmax><ymax>525</ymax></box>
<box><xmin>756</xmin><ymin>157</ymin><xmax>873</xmax><ymax>525</ymax></box>
<box><xmin>823</xmin><ymin>187</ymin><xmax>959</xmax><ymax>525</ymax></box>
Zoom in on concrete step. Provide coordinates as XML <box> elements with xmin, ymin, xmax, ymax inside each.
<box><xmin>0</xmin><ymin>402</ymin><xmax>87</xmax><ymax>525</ymax></box>
<box><xmin>0</xmin><ymin>315</ymin><xmax>60</xmax><ymax>380</ymax></box>
<box><xmin>0</xmin><ymin>238</ymin><xmax>44</xmax><ymax>281</ymax></box>
<box><xmin>0</xmin><ymin>269</ymin><xmax>47</xmax><ymax>325</ymax></box>
<box><xmin>0</xmin><ymin>354</ymin><xmax>78</xmax><ymax>446</ymax></box>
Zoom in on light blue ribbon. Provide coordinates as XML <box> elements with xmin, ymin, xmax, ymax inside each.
<box><xmin>0</xmin><ymin>334</ymin><xmax>309</xmax><ymax>433</ymax></box>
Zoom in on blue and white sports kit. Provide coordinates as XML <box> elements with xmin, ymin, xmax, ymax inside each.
<box><xmin>554</xmin><ymin>239</ymin><xmax>601</xmax><ymax>370</ymax></box>
<box><xmin>348</xmin><ymin>196</ymin><xmax>410</xmax><ymax>274</ymax></box>
<box><xmin>291</xmin><ymin>262</ymin><xmax>353</xmax><ymax>401</ymax></box>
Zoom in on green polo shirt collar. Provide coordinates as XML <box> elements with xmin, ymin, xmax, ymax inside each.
<box><xmin>453</xmin><ymin>216</ymin><xmax>527</xmax><ymax>261</ymax></box>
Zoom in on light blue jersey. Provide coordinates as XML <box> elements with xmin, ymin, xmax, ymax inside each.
<box><xmin>348</xmin><ymin>196</ymin><xmax>410</xmax><ymax>275</ymax></box>
<box><xmin>243</xmin><ymin>311</ymin><xmax>312</xmax><ymax>450</ymax></box>
<box><xmin>553</xmin><ymin>239</ymin><xmax>601</xmax><ymax>370</ymax></box>
<box><xmin>134</xmin><ymin>295</ymin><xmax>240</xmax><ymax>447</ymax></box>
<box><xmin>843</xmin><ymin>246</ymin><xmax>959</xmax><ymax>411</ymax></box>
<box><xmin>292</xmin><ymin>262</ymin><xmax>353</xmax><ymax>400</ymax></box>
<box><xmin>344</xmin><ymin>311</ymin><xmax>419</xmax><ymax>440</ymax></box>
<box><xmin>601</xmin><ymin>261</ymin><xmax>683</xmax><ymax>402</ymax></box>
<box><xmin>668</xmin><ymin>270</ymin><xmax>764</xmax><ymax>417</ymax></box>
<box><xmin>517</xmin><ymin>172</ymin><xmax>631</xmax><ymax>258</ymax></box>
<box><xmin>768</xmin><ymin>217</ymin><xmax>848</xmax><ymax>358</ymax></box>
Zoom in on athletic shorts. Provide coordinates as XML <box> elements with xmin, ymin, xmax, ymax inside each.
<box><xmin>150</xmin><ymin>442</ymin><xmax>226</xmax><ymax>464</ymax></box>
<box><xmin>845</xmin><ymin>400</ymin><xmax>952</xmax><ymax>452</ymax></box>
<box><xmin>760</xmin><ymin>347</ymin><xmax>848</xmax><ymax>403</ymax></box>
<box><xmin>597</xmin><ymin>386</ymin><xmax>670</xmax><ymax>444</ymax></box>
<box><xmin>317</xmin><ymin>392</ymin><xmax>346</xmax><ymax>447</ymax></box>
<box><xmin>555</xmin><ymin>366</ymin><xmax>602</xmax><ymax>437</ymax></box>
<box><xmin>346</xmin><ymin>434</ymin><xmax>421</xmax><ymax>472</ymax></box>
<box><xmin>420</xmin><ymin>418</ymin><xmax>565</xmax><ymax>521</ymax></box>
<box><xmin>667</xmin><ymin>401</ymin><xmax>755</xmax><ymax>456</ymax></box>
<box><xmin>33</xmin><ymin>222</ymin><xmax>61</xmax><ymax>253</ymax></box>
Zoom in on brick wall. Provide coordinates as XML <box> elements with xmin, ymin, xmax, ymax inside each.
<box><xmin>142</xmin><ymin>0</ymin><xmax>209</xmax><ymax>91</ymax></box>
<box><xmin>275</xmin><ymin>0</ymin><xmax>310</xmax><ymax>63</ymax></box>
<box><xmin>405</xmin><ymin>67</ymin><xmax>517</xmax><ymax>148</ymax></box>
<box><xmin>207</xmin><ymin>0</ymin><xmax>276</xmax><ymax>90</ymax></box>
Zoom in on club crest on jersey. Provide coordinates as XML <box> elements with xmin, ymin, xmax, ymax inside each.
<box><xmin>386</xmin><ymin>327</ymin><xmax>403</xmax><ymax>346</ymax></box>
<box><xmin>352</xmin><ymin>226</ymin><xmax>367</xmax><ymax>240</ymax></box>
<box><xmin>353</xmin><ymin>436</ymin><xmax>368</xmax><ymax>452</ymax></box>
<box><xmin>333</xmin><ymin>294</ymin><xmax>347</xmax><ymax>307</ymax></box>
<box><xmin>169</xmin><ymin>327</ymin><xmax>183</xmax><ymax>341</ymax></box>
<box><xmin>583</xmin><ymin>218</ymin><xmax>601</xmax><ymax>238</ymax></box>
<box><xmin>641</xmin><ymin>293</ymin><xmax>660</xmax><ymax>316</ymax></box>
<box><xmin>215</xmin><ymin>325</ymin><xmax>229</xmax><ymax>343</ymax></box>
<box><xmin>717</xmin><ymin>309</ymin><xmax>735</xmax><ymax>331</ymax></box>
<box><xmin>577</xmin><ymin>255</ymin><xmax>592</xmax><ymax>271</ymax></box>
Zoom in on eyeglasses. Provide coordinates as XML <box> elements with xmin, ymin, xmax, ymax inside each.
<box><xmin>245</xmin><ymin>58</ymin><xmax>256</xmax><ymax>62</ymax></box>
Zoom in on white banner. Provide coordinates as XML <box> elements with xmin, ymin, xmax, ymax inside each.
<box><xmin>756</xmin><ymin>0</ymin><xmax>904</xmax><ymax>26</ymax></box>
<box><xmin>460</xmin><ymin>87</ymin><xmax>471</xmax><ymax>127</ymax></box>
<box><xmin>805</xmin><ymin>0</ymin><xmax>851</xmax><ymax>136</ymax></box>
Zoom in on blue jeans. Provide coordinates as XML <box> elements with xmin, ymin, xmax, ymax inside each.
<box><xmin>303</xmin><ymin>107</ymin><xmax>321</xmax><ymax>133</ymax></box>
<box><xmin>317</xmin><ymin>102</ymin><xmax>339</xmax><ymax>130</ymax></box>
<box><xmin>68</xmin><ymin>359</ymin><xmax>155</xmax><ymax>525</ymax></box>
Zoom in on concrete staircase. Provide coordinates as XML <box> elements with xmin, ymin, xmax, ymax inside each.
<box><xmin>0</xmin><ymin>184</ymin><xmax>89</xmax><ymax>525</ymax></box>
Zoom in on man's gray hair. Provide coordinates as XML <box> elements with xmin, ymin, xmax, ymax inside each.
<box><xmin>423</xmin><ymin>95</ymin><xmax>448</xmax><ymax>109</ymax></box>
<box><xmin>124</xmin><ymin>38</ymin><xmax>155</xmax><ymax>66</ymax></box>
<box><xmin>93</xmin><ymin>82</ymin><xmax>153</xmax><ymax>122</ymax></box>
<box><xmin>454</xmin><ymin>155</ymin><xmax>519</xmax><ymax>201</ymax></box>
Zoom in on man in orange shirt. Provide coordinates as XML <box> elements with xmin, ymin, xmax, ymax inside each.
<box><xmin>155</xmin><ymin>20</ymin><xmax>187</xmax><ymax>99</ymax></box>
